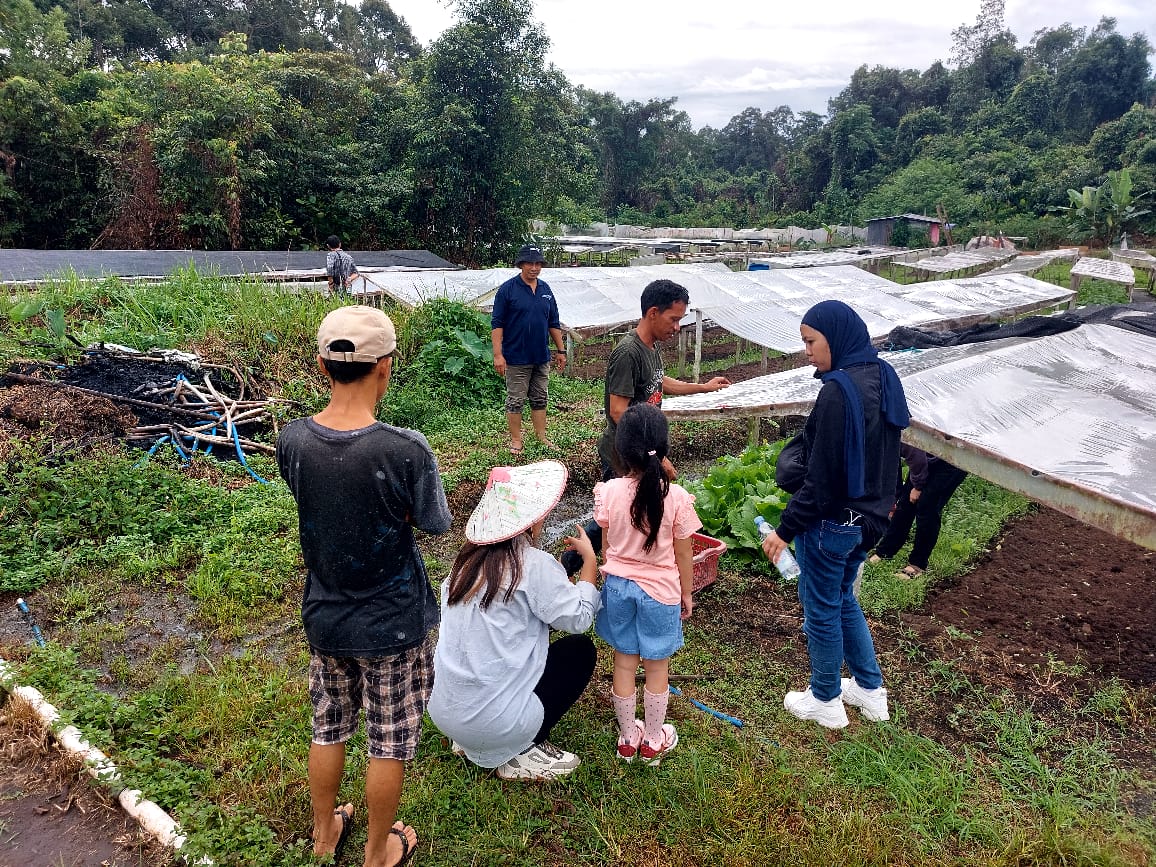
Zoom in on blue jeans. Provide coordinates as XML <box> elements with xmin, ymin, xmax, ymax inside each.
<box><xmin>795</xmin><ymin>520</ymin><xmax>882</xmax><ymax>701</ymax></box>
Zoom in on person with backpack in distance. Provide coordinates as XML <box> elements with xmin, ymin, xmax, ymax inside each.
<box><xmin>759</xmin><ymin>300</ymin><xmax>910</xmax><ymax>729</ymax></box>
<box><xmin>325</xmin><ymin>234</ymin><xmax>360</xmax><ymax>298</ymax></box>
<box><xmin>428</xmin><ymin>460</ymin><xmax>602</xmax><ymax>780</ymax></box>
<box><xmin>276</xmin><ymin>305</ymin><xmax>450</xmax><ymax>867</ymax></box>
<box><xmin>594</xmin><ymin>402</ymin><xmax>702</xmax><ymax>764</ymax></box>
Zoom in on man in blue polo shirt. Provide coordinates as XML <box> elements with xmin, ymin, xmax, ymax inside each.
<box><xmin>491</xmin><ymin>245</ymin><xmax>566</xmax><ymax>454</ymax></box>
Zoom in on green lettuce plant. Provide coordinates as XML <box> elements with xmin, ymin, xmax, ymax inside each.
<box><xmin>684</xmin><ymin>439</ymin><xmax>791</xmax><ymax>560</ymax></box>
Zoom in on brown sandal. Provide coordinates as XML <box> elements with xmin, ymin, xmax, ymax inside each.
<box><xmin>897</xmin><ymin>564</ymin><xmax>924</xmax><ymax>578</ymax></box>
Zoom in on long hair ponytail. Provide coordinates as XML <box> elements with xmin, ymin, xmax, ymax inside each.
<box><xmin>613</xmin><ymin>403</ymin><xmax>670</xmax><ymax>552</ymax></box>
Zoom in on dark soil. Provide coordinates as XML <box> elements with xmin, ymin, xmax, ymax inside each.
<box><xmin>902</xmin><ymin>507</ymin><xmax>1156</xmax><ymax>685</ymax></box>
<box><xmin>0</xmin><ymin>698</ymin><xmax>172</xmax><ymax>866</ymax></box>
<box><xmin>694</xmin><ymin>502</ymin><xmax>1156</xmax><ymax>815</ymax></box>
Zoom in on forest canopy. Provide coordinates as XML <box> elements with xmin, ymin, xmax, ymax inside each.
<box><xmin>1</xmin><ymin>0</ymin><xmax>1153</xmax><ymax>263</ymax></box>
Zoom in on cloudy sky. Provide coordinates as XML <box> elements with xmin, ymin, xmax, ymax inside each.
<box><xmin>386</xmin><ymin>0</ymin><xmax>1155</xmax><ymax>130</ymax></box>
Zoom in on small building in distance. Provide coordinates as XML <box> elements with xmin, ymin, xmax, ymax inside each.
<box><xmin>866</xmin><ymin>213</ymin><xmax>946</xmax><ymax>246</ymax></box>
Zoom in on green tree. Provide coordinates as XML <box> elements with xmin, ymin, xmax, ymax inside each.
<box><xmin>826</xmin><ymin>103</ymin><xmax>882</xmax><ymax>191</ymax></box>
<box><xmin>1102</xmin><ymin>167</ymin><xmax>1152</xmax><ymax>244</ymax></box>
<box><xmin>894</xmin><ymin>107</ymin><xmax>948</xmax><ymax>163</ymax></box>
<box><xmin>1054</xmin><ymin>18</ymin><xmax>1153</xmax><ymax>141</ymax></box>
<box><xmin>407</xmin><ymin>0</ymin><xmax>556</xmax><ymax>264</ymax></box>
<box><xmin>828</xmin><ymin>65</ymin><xmax>921</xmax><ymax>130</ymax></box>
<box><xmin>337</xmin><ymin>0</ymin><xmax>421</xmax><ymax>75</ymax></box>
<box><xmin>0</xmin><ymin>1</ymin><xmax>101</xmax><ymax>245</ymax></box>
<box><xmin>860</xmin><ymin>158</ymin><xmax>977</xmax><ymax>224</ymax></box>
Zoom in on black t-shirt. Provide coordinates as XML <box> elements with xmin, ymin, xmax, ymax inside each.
<box><xmin>276</xmin><ymin>418</ymin><xmax>452</xmax><ymax>656</ymax></box>
<box><xmin>597</xmin><ymin>331</ymin><xmax>664</xmax><ymax>471</ymax></box>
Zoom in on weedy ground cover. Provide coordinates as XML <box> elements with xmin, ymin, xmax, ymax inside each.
<box><xmin>0</xmin><ymin>273</ymin><xmax>1152</xmax><ymax>866</ymax></box>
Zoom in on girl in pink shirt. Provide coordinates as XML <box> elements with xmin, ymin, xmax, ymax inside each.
<box><xmin>594</xmin><ymin>403</ymin><xmax>702</xmax><ymax>765</ymax></box>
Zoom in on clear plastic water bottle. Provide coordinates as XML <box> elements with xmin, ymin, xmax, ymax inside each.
<box><xmin>755</xmin><ymin>517</ymin><xmax>801</xmax><ymax>581</ymax></box>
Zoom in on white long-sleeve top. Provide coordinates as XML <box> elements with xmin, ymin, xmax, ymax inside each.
<box><xmin>427</xmin><ymin>546</ymin><xmax>601</xmax><ymax>768</ymax></box>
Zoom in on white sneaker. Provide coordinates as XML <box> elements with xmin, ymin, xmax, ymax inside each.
<box><xmin>784</xmin><ymin>688</ymin><xmax>849</xmax><ymax>729</ymax></box>
<box><xmin>450</xmin><ymin>740</ymin><xmax>467</xmax><ymax>757</ymax></box>
<box><xmin>495</xmin><ymin>741</ymin><xmax>581</xmax><ymax>780</ymax></box>
<box><xmin>840</xmin><ymin>677</ymin><xmax>890</xmax><ymax>721</ymax></box>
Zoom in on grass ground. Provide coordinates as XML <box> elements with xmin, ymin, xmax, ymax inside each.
<box><xmin>1</xmin><ymin>270</ymin><xmax>1153</xmax><ymax>866</ymax></box>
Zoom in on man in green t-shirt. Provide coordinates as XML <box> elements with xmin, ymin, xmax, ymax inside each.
<box><xmin>596</xmin><ymin>278</ymin><xmax>731</xmax><ymax>479</ymax></box>
<box><xmin>564</xmin><ymin>279</ymin><xmax>731</xmax><ymax>574</ymax></box>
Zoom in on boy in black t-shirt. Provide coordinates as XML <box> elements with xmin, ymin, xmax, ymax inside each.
<box><xmin>277</xmin><ymin>305</ymin><xmax>450</xmax><ymax>867</ymax></box>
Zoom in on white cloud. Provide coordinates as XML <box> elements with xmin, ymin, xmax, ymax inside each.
<box><xmin>386</xmin><ymin>0</ymin><xmax>1156</xmax><ymax>128</ymax></box>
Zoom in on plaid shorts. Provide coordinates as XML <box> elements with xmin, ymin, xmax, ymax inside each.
<box><xmin>308</xmin><ymin>635</ymin><xmax>434</xmax><ymax>760</ymax></box>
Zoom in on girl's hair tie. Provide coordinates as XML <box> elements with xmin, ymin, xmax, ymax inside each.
<box><xmin>647</xmin><ymin>449</ymin><xmax>656</xmax><ymax>456</ymax></box>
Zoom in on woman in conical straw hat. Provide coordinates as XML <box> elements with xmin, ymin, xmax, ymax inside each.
<box><xmin>427</xmin><ymin>460</ymin><xmax>601</xmax><ymax>780</ymax></box>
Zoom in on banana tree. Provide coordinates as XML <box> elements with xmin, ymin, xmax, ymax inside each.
<box><xmin>1059</xmin><ymin>184</ymin><xmax>1104</xmax><ymax>244</ymax></box>
<box><xmin>1057</xmin><ymin>168</ymin><xmax>1152</xmax><ymax>246</ymax></box>
<box><xmin>1103</xmin><ymin>168</ymin><xmax>1152</xmax><ymax>245</ymax></box>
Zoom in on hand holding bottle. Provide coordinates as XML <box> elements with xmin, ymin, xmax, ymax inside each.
<box><xmin>755</xmin><ymin>517</ymin><xmax>800</xmax><ymax>581</ymax></box>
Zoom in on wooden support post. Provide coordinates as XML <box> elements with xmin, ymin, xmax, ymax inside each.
<box><xmin>748</xmin><ymin>415</ymin><xmax>760</xmax><ymax>449</ymax></box>
<box><xmin>735</xmin><ymin>337</ymin><xmax>742</xmax><ymax>367</ymax></box>
<box><xmin>693</xmin><ymin>311</ymin><xmax>703</xmax><ymax>384</ymax></box>
<box><xmin>761</xmin><ymin>346</ymin><xmax>769</xmax><ymax>374</ymax></box>
<box><xmin>565</xmin><ymin>332</ymin><xmax>574</xmax><ymax>373</ymax></box>
<box><xmin>677</xmin><ymin>329</ymin><xmax>687</xmax><ymax>379</ymax></box>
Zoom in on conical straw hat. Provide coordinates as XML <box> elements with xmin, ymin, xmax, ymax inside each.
<box><xmin>465</xmin><ymin>460</ymin><xmax>568</xmax><ymax>545</ymax></box>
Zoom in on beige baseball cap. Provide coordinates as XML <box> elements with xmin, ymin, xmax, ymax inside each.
<box><xmin>316</xmin><ymin>306</ymin><xmax>397</xmax><ymax>362</ymax></box>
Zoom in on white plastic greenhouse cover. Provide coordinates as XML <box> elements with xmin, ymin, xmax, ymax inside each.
<box><xmin>901</xmin><ymin>324</ymin><xmax>1156</xmax><ymax>506</ymax></box>
<box><xmin>353</xmin><ymin>265</ymin><xmax>1071</xmax><ymax>344</ymax></box>
<box><xmin>662</xmin><ymin>339</ymin><xmax>1028</xmax><ymax>418</ymax></box>
<box><xmin>896</xmin><ymin>247</ymin><xmax>1017</xmax><ymax>273</ymax></box>
<box><xmin>749</xmin><ymin>248</ymin><xmax>897</xmax><ymax>268</ymax></box>
<box><xmin>693</xmin><ymin>271</ymin><xmax>1072</xmax><ymax>352</ymax></box>
<box><xmin>354</xmin><ymin>268</ymin><xmax>517</xmax><ymax>306</ymax></box>
<box><xmin>517</xmin><ymin>263</ymin><xmax>732</xmax><ymax>331</ymax></box>
<box><xmin>664</xmin><ymin>325</ymin><xmax>1156</xmax><ymax>548</ymax></box>
<box><xmin>876</xmin><ymin>272</ymin><xmax>1075</xmax><ymax>324</ymax></box>
<box><xmin>1070</xmin><ymin>257</ymin><xmax>1136</xmax><ymax>286</ymax></box>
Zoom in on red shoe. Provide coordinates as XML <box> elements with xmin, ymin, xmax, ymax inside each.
<box><xmin>638</xmin><ymin>723</ymin><xmax>679</xmax><ymax>766</ymax></box>
<box><xmin>617</xmin><ymin>719</ymin><xmax>644</xmax><ymax>763</ymax></box>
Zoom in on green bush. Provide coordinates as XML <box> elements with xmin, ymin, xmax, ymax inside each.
<box><xmin>387</xmin><ymin>298</ymin><xmax>504</xmax><ymax>429</ymax></box>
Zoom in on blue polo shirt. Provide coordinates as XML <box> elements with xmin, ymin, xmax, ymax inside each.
<box><xmin>491</xmin><ymin>274</ymin><xmax>561</xmax><ymax>366</ymax></box>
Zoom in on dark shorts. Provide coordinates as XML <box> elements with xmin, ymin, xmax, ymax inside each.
<box><xmin>505</xmin><ymin>363</ymin><xmax>550</xmax><ymax>413</ymax></box>
<box><xmin>308</xmin><ymin>635</ymin><xmax>434</xmax><ymax>760</ymax></box>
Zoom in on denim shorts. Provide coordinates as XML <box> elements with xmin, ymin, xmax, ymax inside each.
<box><xmin>595</xmin><ymin>574</ymin><xmax>683</xmax><ymax>660</ymax></box>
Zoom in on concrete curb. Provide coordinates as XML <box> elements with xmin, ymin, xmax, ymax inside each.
<box><xmin>0</xmin><ymin>658</ymin><xmax>205</xmax><ymax>863</ymax></box>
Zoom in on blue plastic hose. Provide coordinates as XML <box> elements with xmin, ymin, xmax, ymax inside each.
<box><xmin>230</xmin><ymin>422</ymin><xmax>270</xmax><ymax>484</ymax></box>
<box><xmin>15</xmin><ymin>598</ymin><xmax>46</xmax><ymax>648</ymax></box>
<box><xmin>668</xmin><ymin>684</ymin><xmax>743</xmax><ymax>728</ymax></box>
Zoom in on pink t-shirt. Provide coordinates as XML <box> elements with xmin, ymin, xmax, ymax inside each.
<box><xmin>594</xmin><ymin>478</ymin><xmax>703</xmax><ymax>605</ymax></box>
